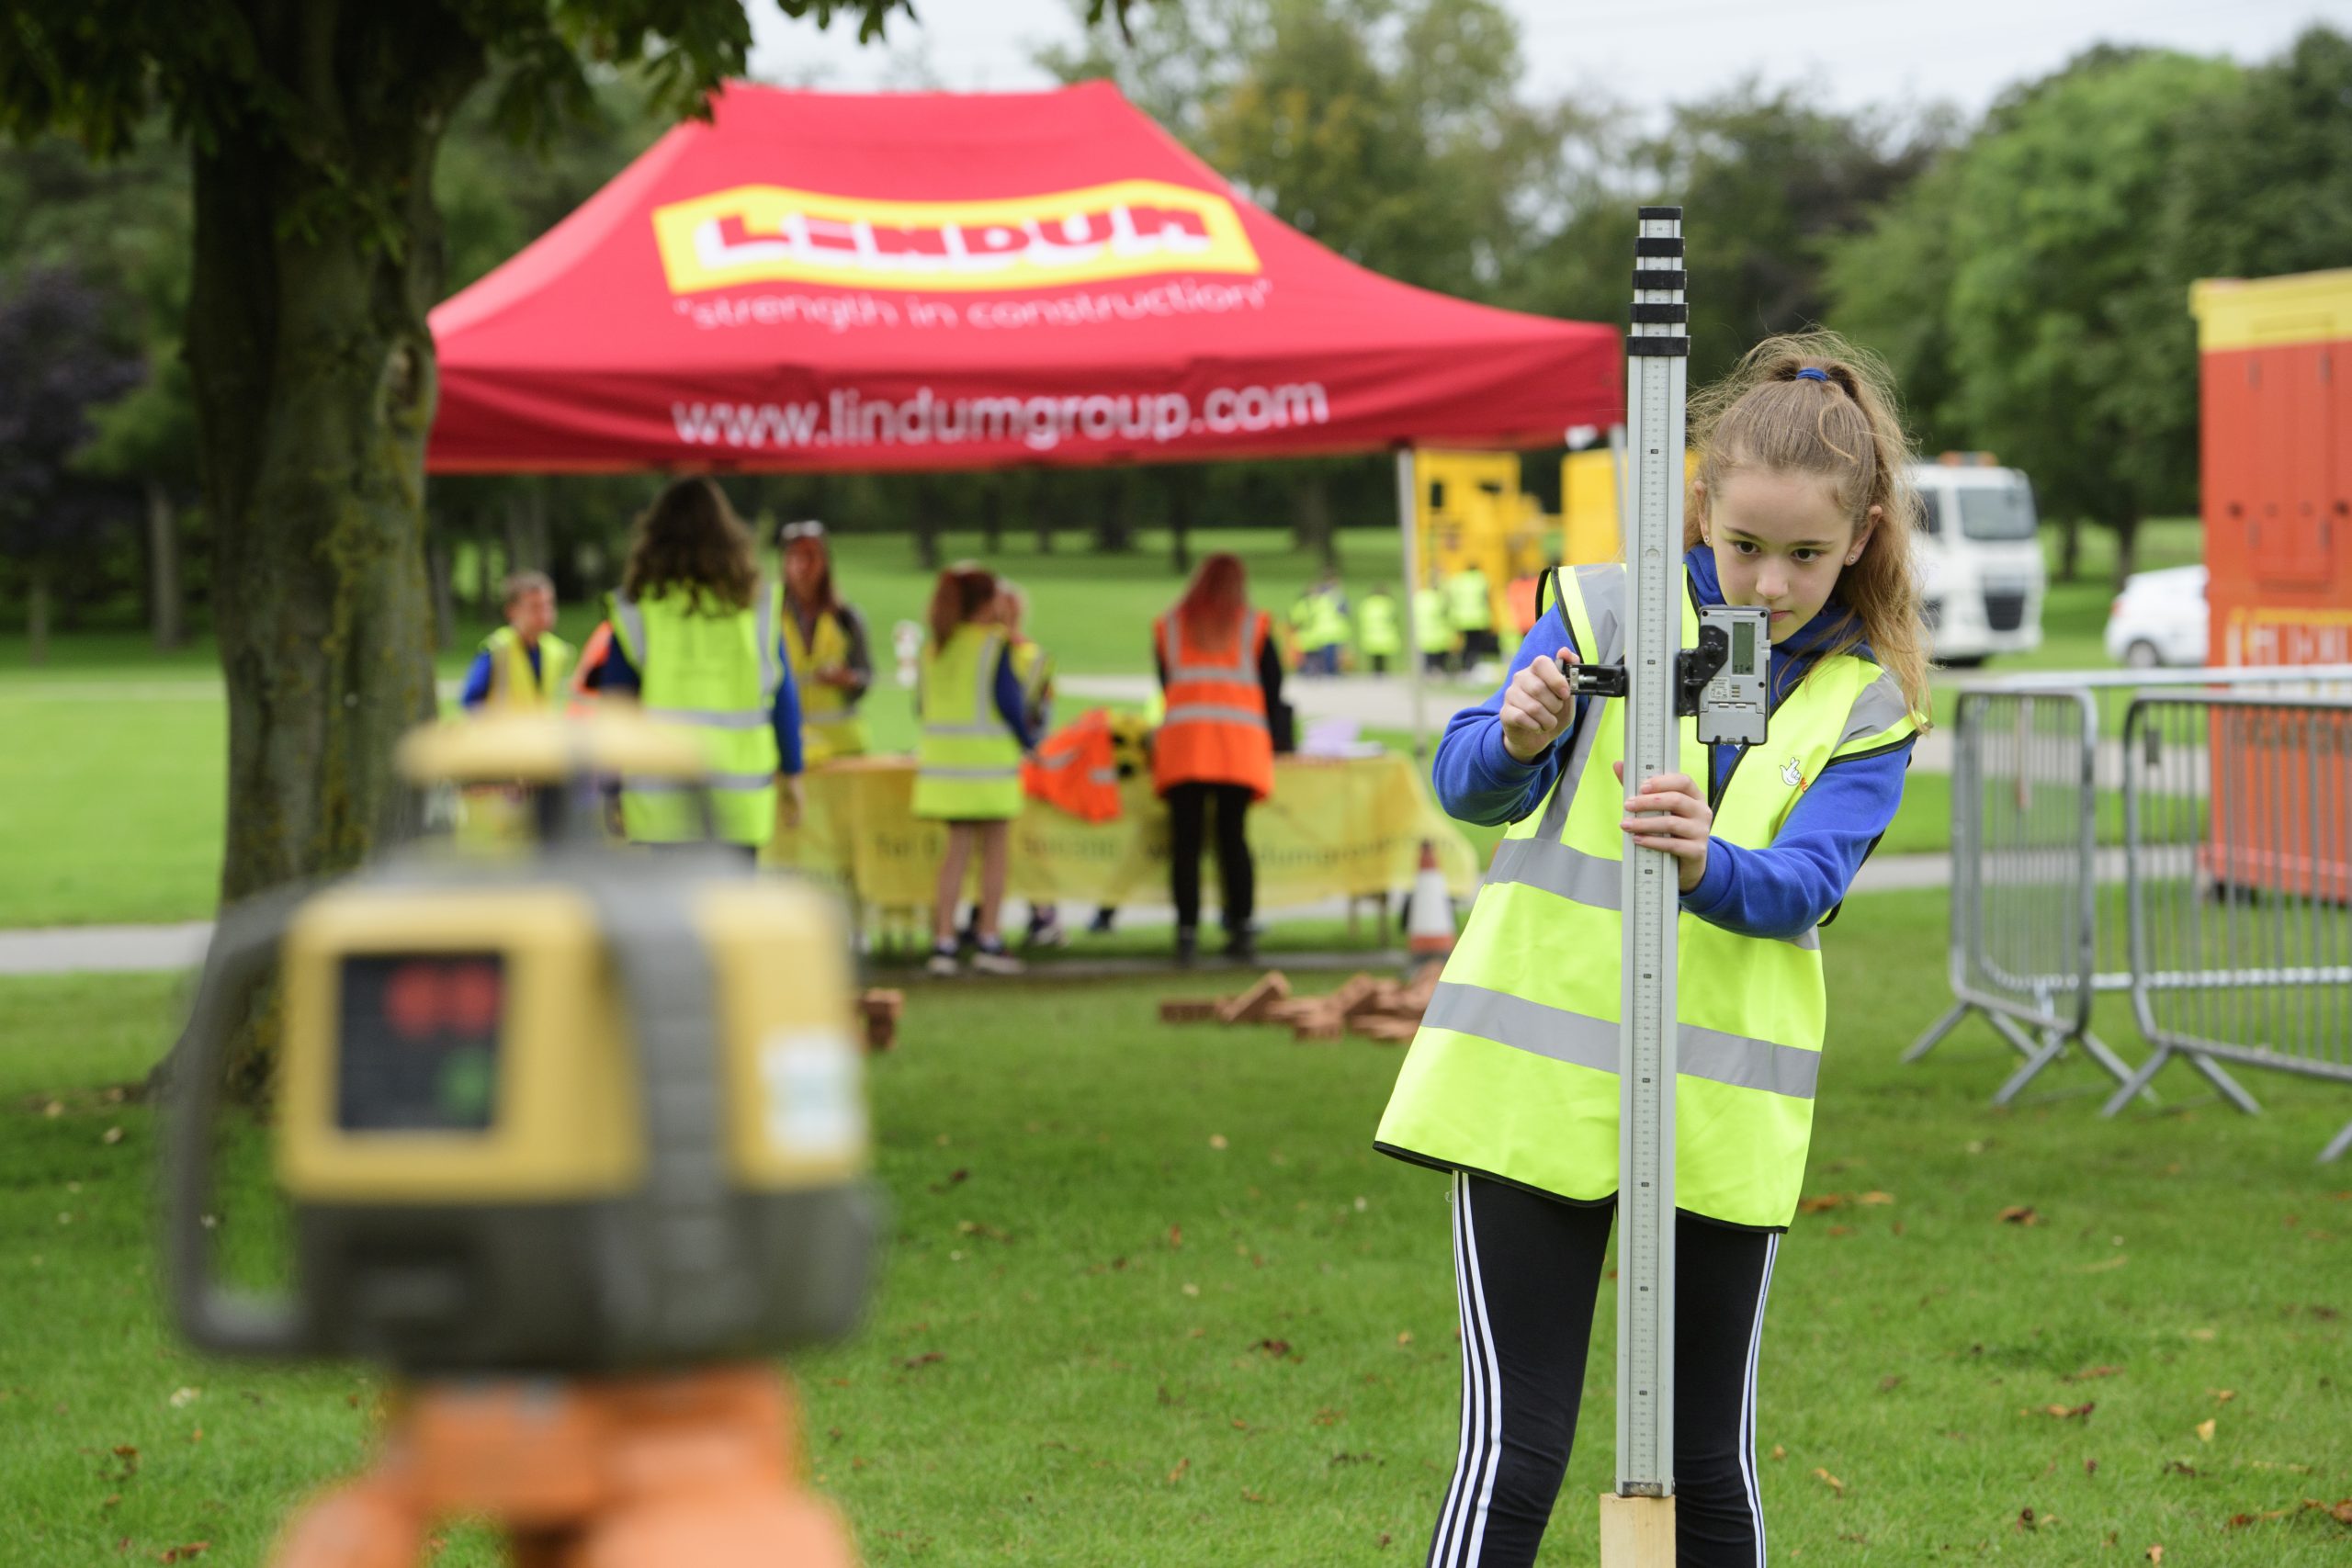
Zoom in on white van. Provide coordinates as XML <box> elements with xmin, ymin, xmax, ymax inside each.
<box><xmin>1907</xmin><ymin>457</ymin><xmax>2045</xmax><ymax>666</ymax></box>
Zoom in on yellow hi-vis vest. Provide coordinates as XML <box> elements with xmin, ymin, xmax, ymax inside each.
<box><xmin>1011</xmin><ymin>637</ymin><xmax>1054</xmax><ymax>721</ymax></box>
<box><xmin>1306</xmin><ymin>589</ymin><xmax>1351</xmax><ymax>652</ymax></box>
<box><xmin>780</xmin><ymin>599</ymin><xmax>869</xmax><ymax>764</ymax></box>
<box><xmin>914</xmin><ymin>624</ymin><xmax>1023</xmax><ymax>821</ymax></box>
<box><xmin>1415</xmin><ymin>587</ymin><xmax>1457</xmax><ymax>653</ymax></box>
<box><xmin>1374</xmin><ymin>563</ymin><xmax>1919</xmax><ymax>1228</ymax></box>
<box><xmin>608</xmin><ymin>584</ymin><xmax>782</xmax><ymax>847</ymax></box>
<box><xmin>479</xmin><ymin>626</ymin><xmax>575</xmax><ymax>711</ymax></box>
<box><xmin>1446</xmin><ymin>567</ymin><xmax>1496</xmax><ymax>632</ymax></box>
<box><xmin>1357</xmin><ymin>592</ymin><xmax>1403</xmax><ymax>657</ymax></box>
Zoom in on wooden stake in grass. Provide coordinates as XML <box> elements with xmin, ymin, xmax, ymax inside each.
<box><xmin>1599</xmin><ymin>1495</ymin><xmax>1677</xmax><ymax>1564</ymax></box>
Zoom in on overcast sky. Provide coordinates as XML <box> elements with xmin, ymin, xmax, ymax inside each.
<box><xmin>749</xmin><ymin>0</ymin><xmax>2352</xmax><ymax>120</ymax></box>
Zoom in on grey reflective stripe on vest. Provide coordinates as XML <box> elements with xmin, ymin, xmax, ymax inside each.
<box><xmin>1837</xmin><ymin>670</ymin><xmax>1911</xmax><ymax>748</ymax></box>
<box><xmin>755</xmin><ymin>583</ymin><xmax>780</xmax><ymax>700</ymax></box>
<box><xmin>1159</xmin><ymin>608</ymin><xmax>1259</xmax><ymax>686</ymax></box>
<box><xmin>1573</xmin><ymin>563</ymin><xmax>1627</xmax><ymax>663</ymax></box>
<box><xmin>1422</xmin><ymin>981</ymin><xmax>1822</xmax><ymax>1100</ymax></box>
<box><xmin>645</xmin><ymin>706</ymin><xmax>768</xmax><ymax>730</ymax></box>
<box><xmin>1487</xmin><ymin>837</ymin><xmax>1622</xmax><ymax>908</ymax></box>
<box><xmin>1533</xmin><ymin>677</ymin><xmax>1610</xmax><ymax>839</ymax></box>
<box><xmin>922</xmin><ymin>764</ymin><xmax>1021</xmax><ymax>781</ymax></box>
<box><xmin>1087</xmin><ymin>766</ymin><xmax>1118</xmax><ymax>785</ymax></box>
<box><xmin>624</xmin><ymin>769</ymin><xmax>775</xmax><ymax>794</ymax></box>
<box><xmin>924</xmin><ymin>632</ymin><xmax>1011</xmax><ymax>739</ymax></box>
<box><xmin>1485</xmin><ymin>837</ymin><xmax>1819</xmax><ymax>951</ymax></box>
<box><xmin>613</xmin><ymin>592</ymin><xmax>649</xmax><ymax>664</ymax></box>
<box><xmin>1161</xmin><ymin>704</ymin><xmax>1270</xmax><ymax>729</ymax></box>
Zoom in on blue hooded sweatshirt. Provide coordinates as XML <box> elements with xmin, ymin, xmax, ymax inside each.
<box><xmin>1430</xmin><ymin>547</ymin><xmax>1913</xmax><ymax>941</ymax></box>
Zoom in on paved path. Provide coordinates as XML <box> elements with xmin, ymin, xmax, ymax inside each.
<box><xmin>0</xmin><ymin>921</ymin><xmax>214</xmax><ymax>976</ymax></box>
<box><xmin>0</xmin><ymin>852</ymin><xmax>1963</xmax><ymax>977</ymax></box>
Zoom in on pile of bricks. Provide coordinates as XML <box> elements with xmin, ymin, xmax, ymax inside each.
<box><xmin>857</xmin><ymin>988</ymin><xmax>905</xmax><ymax>1052</ymax></box>
<box><xmin>1157</xmin><ymin>964</ymin><xmax>1441</xmax><ymax>1044</ymax></box>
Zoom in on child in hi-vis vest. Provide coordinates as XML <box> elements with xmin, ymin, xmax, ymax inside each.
<box><xmin>1376</xmin><ymin>333</ymin><xmax>1932</xmax><ymax>1568</ymax></box>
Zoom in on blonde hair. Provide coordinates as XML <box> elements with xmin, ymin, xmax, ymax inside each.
<box><xmin>1686</xmin><ymin>331</ymin><xmax>1932</xmax><ymax>725</ymax></box>
<box><xmin>501</xmin><ymin>570</ymin><xmax>553</xmax><ymax>609</ymax></box>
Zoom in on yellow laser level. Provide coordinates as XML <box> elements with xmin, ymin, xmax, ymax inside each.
<box><xmin>165</xmin><ymin>710</ymin><xmax>880</xmax><ymax>1376</ymax></box>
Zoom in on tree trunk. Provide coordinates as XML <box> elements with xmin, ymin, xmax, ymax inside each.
<box><xmin>1296</xmin><ymin>469</ymin><xmax>1335</xmax><ymax>570</ymax></box>
<box><xmin>504</xmin><ymin>485</ymin><xmax>549</xmax><ymax>574</ymax></box>
<box><xmin>425</xmin><ymin>530</ymin><xmax>456</xmax><ymax>652</ymax></box>
<box><xmin>474</xmin><ymin>526</ymin><xmax>502</xmax><ymax>626</ymax></box>
<box><xmin>1170</xmin><ymin>468</ymin><xmax>1193</xmax><ymax>576</ymax></box>
<box><xmin>913</xmin><ymin>481</ymin><xmax>942</xmax><ymax>570</ymax></box>
<box><xmin>171</xmin><ymin>17</ymin><xmax>482</xmax><ymax>1100</ymax></box>
<box><xmin>2112</xmin><ymin>512</ymin><xmax>2140</xmax><ymax>585</ymax></box>
<box><xmin>24</xmin><ymin>560</ymin><xmax>49</xmax><ymax>668</ymax></box>
<box><xmin>1094</xmin><ymin>471</ymin><xmax>1136</xmax><ymax>554</ymax></box>
<box><xmin>147</xmin><ymin>481</ymin><xmax>186</xmax><ymax>650</ymax></box>
<box><xmin>2058</xmin><ymin>513</ymin><xmax>2082</xmax><ymax>583</ymax></box>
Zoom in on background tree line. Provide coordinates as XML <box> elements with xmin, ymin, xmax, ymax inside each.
<box><xmin>6</xmin><ymin>1</ymin><xmax>2350</xmax><ymax>665</ymax></box>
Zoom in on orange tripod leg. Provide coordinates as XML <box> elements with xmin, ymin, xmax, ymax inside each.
<box><xmin>579</xmin><ymin>1492</ymin><xmax>857</xmax><ymax>1568</ymax></box>
<box><xmin>266</xmin><ymin>1470</ymin><xmax>426</xmax><ymax>1568</ymax></box>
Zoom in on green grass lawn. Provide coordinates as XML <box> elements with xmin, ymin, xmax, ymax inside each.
<box><xmin>4</xmin><ymin>887</ymin><xmax>2349</xmax><ymax>1565</ymax></box>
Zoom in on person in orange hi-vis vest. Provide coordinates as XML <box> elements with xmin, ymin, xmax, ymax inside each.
<box><xmin>1152</xmin><ymin>552</ymin><xmax>1285</xmax><ymax>965</ymax></box>
<box><xmin>1024</xmin><ymin>708</ymin><xmax>1124</xmax><ymax>823</ymax></box>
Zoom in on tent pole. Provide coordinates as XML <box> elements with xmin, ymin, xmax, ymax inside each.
<box><xmin>1394</xmin><ymin>447</ymin><xmax>1427</xmax><ymax>767</ymax></box>
<box><xmin>1609</xmin><ymin>422</ymin><xmax>1631</xmax><ymax>558</ymax></box>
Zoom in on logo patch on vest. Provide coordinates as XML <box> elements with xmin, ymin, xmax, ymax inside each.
<box><xmin>1781</xmin><ymin>755</ymin><xmax>1809</xmax><ymax>794</ymax></box>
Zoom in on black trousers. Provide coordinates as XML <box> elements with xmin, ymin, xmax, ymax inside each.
<box><xmin>1164</xmin><ymin>781</ymin><xmax>1254</xmax><ymax>933</ymax></box>
<box><xmin>1423</xmin><ymin>1173</ymin><xmax>1780</xmax><ymax>1568</ymax></box>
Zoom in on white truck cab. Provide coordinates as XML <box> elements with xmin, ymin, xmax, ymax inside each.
<box><xmin>1907</xmin><ymin>457</ymin><xmax>2045</xmax><ymax>666</ymax></box>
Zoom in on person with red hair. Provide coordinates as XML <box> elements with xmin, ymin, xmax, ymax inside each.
<box><xmin>1151</xmin><ymin>553</ymin><xmax>1286</xmax><ymax>964</ymax></box>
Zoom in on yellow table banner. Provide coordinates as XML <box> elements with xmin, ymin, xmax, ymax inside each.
<box><xmin>767</xmin><ymin>752</ymin><xmax>1481</xmax><ymax>911</ymax></box>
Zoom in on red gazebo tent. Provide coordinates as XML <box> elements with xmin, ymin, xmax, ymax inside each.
<box><xmin>427</xmin><ymin>79</ymin><xmax>1618</xmax><ymax>473</ymax></box>
<box><xmin>426</xmin><ymin>80</ymin><xmax>1623</xmax><ymax>740</ymax></box>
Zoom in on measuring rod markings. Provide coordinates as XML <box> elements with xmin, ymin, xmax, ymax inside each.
<box><xmin>1617</xmin><ymin>206</ymin><xmax>1688</xmax><ymax>1498</ymax></box>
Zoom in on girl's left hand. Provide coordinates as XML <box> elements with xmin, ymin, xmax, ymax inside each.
<box><xmin>1614</xmin><ymin>761</ymin><xmax>1712</xmax><ymax>893</ymax></box>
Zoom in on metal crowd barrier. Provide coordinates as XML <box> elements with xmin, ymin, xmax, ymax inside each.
<box><xmin>2109</xmin><ymin>691</ymin><xmax>2352</xmax><ymax>1161</ymax></box>
<box><xmin>1905</xmin><ymin>665</ymin><xmax>2352</xmax><ymax>1110</ymax></box>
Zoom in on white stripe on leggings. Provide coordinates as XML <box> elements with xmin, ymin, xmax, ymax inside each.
<box><xmin>1432</xmin><ymin>1172</ymin><xmax>1505</xmax><ymax>1567</ymax></box>
<box><xmin>1737</xmin><ymin>1232</ymin><xmax>1781</xmax><ymax>1568</ymax></box>
<box><xmin>1431</xmin><ymin>1176</ymin><xmax>1479</xmax><ymax>1567</ymax></box>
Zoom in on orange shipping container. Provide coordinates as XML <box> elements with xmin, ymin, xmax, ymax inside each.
<box><xmin>2190</xmin><ymin>268</ymin><xmax>2352</xmax><ymax>898</ymax></box>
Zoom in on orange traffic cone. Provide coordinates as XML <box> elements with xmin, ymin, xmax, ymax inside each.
<box><xmin>1407</xmin><ymin>840</ymin><xmax>1456</xmax><ymax>958</ymax></box>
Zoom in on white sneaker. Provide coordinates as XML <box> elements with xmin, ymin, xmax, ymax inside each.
<box><xmin>970</xmin><ymin>946</ymin><xmax>1025</xmax><ymax>976</ymax></box>
<box><xmin>925</xmin><ymin>949</ymin><xmax>960</xmax><ymax>978</ymax></box>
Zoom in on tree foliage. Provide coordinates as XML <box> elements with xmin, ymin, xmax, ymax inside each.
<box><xmin>0</xmin><ymin>265</ymin><xmax>145</xmax><ymax>657</ymax></box>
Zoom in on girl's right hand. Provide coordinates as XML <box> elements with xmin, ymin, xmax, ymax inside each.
<box><xmin>1499</xmin><ymin>646</ymin><xmax>1580</xmax><ymax>762</ymax></box>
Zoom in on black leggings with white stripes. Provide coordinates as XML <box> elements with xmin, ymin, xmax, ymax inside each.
<box><xmin>1423</xmin><ymin>1173</ymin><xmax>1781</xmax><ymax>1568</ymax></box>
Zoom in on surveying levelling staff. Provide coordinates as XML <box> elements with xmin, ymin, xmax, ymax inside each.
<box><xmin>918</xmin><ymin>567</ymin><xmax>1038</xmax><ymax>977</ymax></box>
<box><xmin>1357</xmin><ymin>582</ymin><xmax>1403</xmax><ymax>674</ymax></box>
<box><xmin>1414</xmin><ymin>581</ymin><xmax>1457</xmax><ymax>675</ymax></box>
<box><xmin>1154</xmin><ymin>552</ymin><xmax>1284</xmax><ymax>965</ymax></box>
<box><xmin>1374</xmin><ymin>338</ymin><xmax>1931</xmax><ymax>1567</ymax></box>
<box><xmin>601</xmin><ymin>478</ymin><xmax>805</xmax><ymax>864</ymax></box>
<box><xmin>777</xmin><ymin>518</ymin><xmax>875</xmax><ymax>763</ymax></box>
<box><xmin>1443</xmin><ymin>559</ymin><xmax>1498</xmax><ymax>666</ymax></box>
<box><xmin>460</xmin><ymin>570</ymin><xmax>574</xmax><ymax>712</ymax></box>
